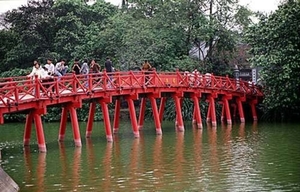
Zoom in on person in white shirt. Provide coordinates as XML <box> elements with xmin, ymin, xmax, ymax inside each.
<box><xmin>46</xmin><ymin>58</ymin><xmax>55</xmax><ymax>76</ymax></box>
<box><xmin>41</xmin><ymin>66</ymin><xmax>52</xmax><ymax>79</ymax></box>
<box><xmin>27</xmin><ymin>60</ymin><xmax>43</xmax><ymax>79</ymax></box>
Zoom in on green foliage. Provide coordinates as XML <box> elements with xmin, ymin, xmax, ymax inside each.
<box><xmin>0</xmin><ymin>30</ymin><xmax>17</xmax><ymax>70</ymax></box>
<box><xmin>0</xmin><ymin>68</ymin><xmax>29</xmax><ymax>77</ymax></box>
<box><xmin>245</xmin><ymin>0</ymin><xmax>300</xmax><ymax>119</ymax></box>
<box><xmin>0</xmin><ymin>0</ymin><xmax>117</xmax><ymax>70</ymax></box>
<box><xmin>0</xmin><ymin>0</ymin><xmax>260</xmax><ymax>122</ymax></box>
<box><xmin>0</xmin><ymin>0</ymin><xmax>253</xmax><ymax>73</ymax></box>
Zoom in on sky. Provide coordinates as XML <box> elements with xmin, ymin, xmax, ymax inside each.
<box><xmin>0</xmin><ymin>0</ymin><xmax>280</xmax><ymax>14</ymax></box>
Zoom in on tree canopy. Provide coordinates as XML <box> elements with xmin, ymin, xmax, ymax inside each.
<box><xmin>245</xmin><ymin>0</ymin><xmax>300</xmax><ymax>119</ymax></box>
<box><xmin>0</xmin><ymin>0</ymin><xmax>251</xmax><ymax>74</ymax></box>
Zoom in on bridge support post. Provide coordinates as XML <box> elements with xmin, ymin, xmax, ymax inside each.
<box><xmin>86</xmin><ymin>102</ymin><xmax>96</xmax><ymax>137</ymax></box>
<box><xmin>126</xmin><ymin>97</ymin><xmax>140</xmax><ymax>138</ymax></box>
<box><xmin>138</xmin><ymin>98</ymin><xmax>146</xmax><ymax>130</ymax></box>
<box><xmin>23</xmin><ymin>109</ymin><xmax>47</xmax><ymax>152</ymax></box>
<box><xmin>250</xmin><ymin>99</ymin><xmax>258</xmax><ymax>121</ymax></box>
<box><xmin>237</xmin><ymin>97</ymin><xmax>245</xmax><ymax>123</ymax></box>
<box><xmin>113</xmin><ymin>99</ymin><xmax>121</xmax><ymax>133</ymax></box>
<box><xmin>100</xmin><ymin>100</ymin><xmax>113</xmax><ymax>142</ymax></box>
<box><xmin>33</xmin><ymin>113</ymin><xmax>46</xmax><ymax>152</ymax></box>
<box><xmin>173</xmin><ymin>95</ymin><xmax>184</xmax><ymax>132</ymax></box>
<box><xmin>207</xmin><ymin>95</ymin><xmax>217</xmax><ymax>127</ymax></box>
<box><xmin>222</xmin><ymin>95</ymin><xmax>232</xmax><ymax>125</ymax></box>
<box><xmin>69</xmin><ymin>106</ymin><xmax>82</xmax><ymax>147</ymax></box>
<box><xmin>159</xmin><ymin>97</ymin><xmax>166</xmax><ymax>123</ymax></box>
<box><xmin>24</xmin><ymin>111</ymin><xmax>34</xmax><ymax>146</ymax></box>
<box><xmin>192</xmin><ymin>96</ymin><xmax>202</xmax><ymax>129</ymax></box>
<box><xmin>206</xmin><ymin>103</ymin><xmax>211</xmax><ymax>123</ymax></box>
<box><xmin>58</xmin><ymin>107</ymin><xmax>68</xmax><ymax>141</ymax></box>
<box><xmin>149</xmin><ymin>96</ymin><xmax>162</xmax><ymax>135</ymax></box>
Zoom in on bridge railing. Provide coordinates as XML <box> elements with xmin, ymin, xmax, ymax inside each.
<box><xmin>0</xmin><ymin>71</ymin><xmax>263</xmax><ymax>107</ymax></box>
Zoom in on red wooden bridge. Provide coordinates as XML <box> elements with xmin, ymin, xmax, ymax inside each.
<box><xmin>0</xmin><ymin>70</ymin><xmax>263</xmax><ymax>152</ymax></box>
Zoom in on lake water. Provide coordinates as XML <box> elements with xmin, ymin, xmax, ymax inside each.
<box><xmin>0</xmin><ymin>121</ymin><xmax>300</xmax><ymax>191</ymax></box>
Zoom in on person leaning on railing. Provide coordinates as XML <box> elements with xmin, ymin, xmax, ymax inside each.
<box><xmin>27</xmin><ymin>60</ymin><xmax>54</xmax><ymax>94</ymax></box>
<box><xmin>27</xmin><ymin>60</ymin><xmax>44</xmax><ymax>79</ymax></box>
<box><xmin>90</xmin><ymin>59</ymin><xmax>101</xmax><ymax>73</ymax></box>
<box><xmin>90</xmin><ymin>59</ymin><xmax>101</xmax><ymax>83</ymax></box>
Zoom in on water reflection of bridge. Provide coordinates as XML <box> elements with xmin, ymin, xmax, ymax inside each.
<box><xmin>0</xmin><ymin>70</ymin><xmax>263</xmax><ymax>152</ymax></box>
<box><xmin>22</xmin><ymin>123</ymin><xmax>260</xmax><ymax>191</ymax></box>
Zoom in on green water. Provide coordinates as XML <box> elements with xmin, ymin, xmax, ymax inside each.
<box><xmin>0</xmin><ymin>121</ymin><xmax>300</xmax><ymax>192</ymax></box>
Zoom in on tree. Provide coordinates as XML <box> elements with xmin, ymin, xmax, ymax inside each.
<box><xmin>2</xmin><ymin>0</ymin><xmax>56</xmax><ymax>69</ymax></box>
<box><xmin>115</xmin><ymin>0</ymin><xmax>252</xmax><ymax>73</ymax></box>
<box><xmin>0</xmin><ymin>30</ymin><xmax>17</xmax><ymax>70</ymax></box>
<box><xmin>0</xmin><ymin>0</ymin><xmax>117</xmax><ymax>70</ymax></box>
<box><xmin>245</xmin><ymin>0</ymin><xmax>300</xmax><ymax>120</ymax></box>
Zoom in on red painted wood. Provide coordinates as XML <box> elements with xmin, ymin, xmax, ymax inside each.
<box><xmin>209</xmin><ymin>96</ymin><xmax>217</xmax><ymax>127</ymax></box>
<box><xmin>69</xmin><ymin>106</ymin><xmax>82</xmax><ymax>147</ymax></box>
<box><xmin>24</xmin><ymin>111</ymin><xmax>33</xmax><ymax>146</ymax></box>
<box><xmin>100</xmin><ymin>100</ymin><xmax>113</xmax><ymax>142</ymax></box>
<box><xmin>138</xmin><ymin>98</ymin><xmax>146</xmax><ymax>130</ymax></box>
<box><xmin>223</xmin><ymin>97</ymin><xmax>232</xmax><ymax>125</ymax></box>
<box><xmin>33</xmin><ymin>113</ymin><xmax>46</xmax><ymax>152</ymax></box>
<box><xmin>237</xmin><ymin>98</ymin><xmax>245</xmax><ymax>123</ymax></box>
<box><xmin>193</xmin><ymin>96</ymin><xmax>202</xmax><ymax>129</ymax></box>
<box><xmin>58</xmin><ymin>106</ymin><xmax>68</xmax><ymax>141</ymax></box>
<box><xmin>127</xmin><ymin>97</ymin><xmax>140</xmax><ymax>138</ymax></box>
<box><xmin>86</xmin><ymin>102</ymin><xmax>96</xmax><ymax>138</ymax></box>
<box><xmin>149</xmin><ymin>96</ymin><xmax>162</xmax><ymax>135</ymax></box>
<box><xmin>174</xmin><ymin>95</ymin><xmax>184</xmax><ymax>132</ymax></box>
<box><xmin>113</xmin><ymin>99</ymin><xmax>121</xmax><ymax>133</ymax></box>
<box><xmin>0</xmin><ymin>71</ymin><xmax>263</xmax><ymax>151</ymax></box>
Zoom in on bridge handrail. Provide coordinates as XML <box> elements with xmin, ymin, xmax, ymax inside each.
<box><xmin>0</xmin><ymin>71</ymin><xmax>263</xmax><ymax>107</ymax></box>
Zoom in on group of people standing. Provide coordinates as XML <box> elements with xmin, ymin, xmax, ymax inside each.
<box><xmin>27</xmin><ymin>57</ymin><xmax>114</xmax><ymax>80</ymax></box>
<box><xmin>71</xmin><ymin>57</ymin><xmax>113</xmax><ymax>75</ymax></box>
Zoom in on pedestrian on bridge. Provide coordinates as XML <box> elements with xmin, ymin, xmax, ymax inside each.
<box><xmin>27</xmin><ymin>60</ymin><xmax>43</xmax><ymax>79</ymax></box>
<box><xmin>141</xmin><ymin>60</ymin><xmax>152</xmax><ymax>71</ymax></box>
<box><xmin>104</xmin><ymin>57</ymin><xmax>113</xmax><ymax>73</ymax></box>
<box><xmin>55</xmin><ymin>59</ymin><xmax>68</xmax><ymax>76</ymax></box>
<box><xmin>141</xmin><ymin>60</ymin><xmax>152</xmax><ymax>85</ymax></box>
<box><xmin>104</xmin><ymin>57</ymin><xmax>113</xmax><ymax>88</ymax></box>
<box><xmin>45</xmin><ymin>58</ymin><xmax>55</xmax><ymax>76</ymax></box>
<box><xmin>90</xmin><ymin>59</ymin><xmax>101</xmax><ymax>73</ymax></box>
<box><xmin>80</xmin><ymin>59</ymin><xmax>89</xmax><ymax>75</ymax></box>
<box><xmin>80</xmin><ymin>59</ymin><xmax>89</xmax><ymax>87</ymax></box>
<box><xmin>72</xmin><ymin>58</ymin><xmax>81</xmax><ymax>75</ymax></box>
<box><xmin>90</xmin><ymin>59</ymin><xmax>101</xmax><ymax>83</ymax></box>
